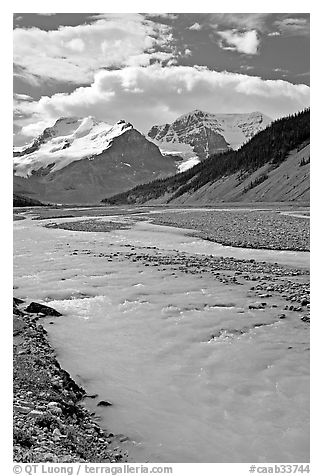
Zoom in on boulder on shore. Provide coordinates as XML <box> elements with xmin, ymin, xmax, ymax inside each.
<box><xmin>97</xmin><ymin>400</ymin><xmax>112</xmax><ymax>407</ymax></box>
<box><xmin>25</xmin><ymin>302</ymin><xmax>62</xmax><ymax>317</ymax></box>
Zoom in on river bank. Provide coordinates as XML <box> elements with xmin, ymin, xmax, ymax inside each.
<box><xmin>13</xmin><ymin>299</ymin><xmax>128</xmax><ymax>463</ymax></box>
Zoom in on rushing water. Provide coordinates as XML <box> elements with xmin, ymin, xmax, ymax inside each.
<box><xmin>13</xmin><ymin>215</ymin><xmax>310</xmax><ymax>463</ymax></box>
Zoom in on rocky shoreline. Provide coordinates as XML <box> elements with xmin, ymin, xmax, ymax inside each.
<box><xmin>13</xmin><ymin>299</ymin><xmax>128</xmax><ymax>463</ymax></box>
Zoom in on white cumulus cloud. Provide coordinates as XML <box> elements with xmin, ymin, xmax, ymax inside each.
<box><xmin>21</xmin><ymin>120</ymin><xmax>54</xmax><ymax>137</ymax></box>
<box><xmin>218</xmin><ymin>29</ymin><xmax>260</xmax><ymax>55</ymax></box>
<box><xmin>13</xmin><ymin>14</ymin><xmax>174</xmax><ymax>84</ymax></box>
<box><xmin>15</xmin><ymin>65</ymin><xmax>310</xmax><ymax>139</ymax></box>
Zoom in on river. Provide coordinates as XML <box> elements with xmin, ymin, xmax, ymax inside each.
<box><xmin>13</xmin><ymin>213</ymin><xmax>310</xmax><ymax>463</ymax></box>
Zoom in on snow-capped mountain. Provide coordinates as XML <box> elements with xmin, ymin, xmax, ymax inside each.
<box><xmin>148</xmin><ymin>110</ymin><xmax>272</xmax><ymax>162</ymax></box>
<box><xmin>13</xmin><ymin>117</ymin><xmax>179</xmax><ymax>204</ymax></box>
<box><xmin>14</xmin><ymin>117</ymin><xmax>138</xmax><ymax>177</ymax></box>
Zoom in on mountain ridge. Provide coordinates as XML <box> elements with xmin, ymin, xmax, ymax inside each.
<box><xmin>148</xmin><ymin>110</ymin><xmax>271</xmax><ymax>161</ymax></box>
<box><xmin>14</xmin><ymin>117</ymin><xmax>136</xmax><ymax>176</ymax></box>
<box><xmin>13</xmin><ymin>117</ymin><xmax>180</xmax><ymax>204</ymax></box>
<box><xmin>104</xmin><ymin>109</ymin><xmax>310</xmax><ymax>205</ymax></box>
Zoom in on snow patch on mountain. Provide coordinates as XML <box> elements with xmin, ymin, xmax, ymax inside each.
<box><xmin>147</xmin><ymin>136</ymin><xmax>200</xmax><ymax>172</ymax></box>
<box><xmin>177</xmin><ymin>156</ymin><xmax>201</xmax><ymax>173</ymax></box>
<box><xmin>199</xmin><ymin>111</ymin><xmax>272</xmax><ymax>150</ymax></box>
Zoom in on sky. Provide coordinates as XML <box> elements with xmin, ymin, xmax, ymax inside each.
<box><xmin>13</xmin><ymin>12</ymin><xmax>310</xmax><ymax>146</ymax></box>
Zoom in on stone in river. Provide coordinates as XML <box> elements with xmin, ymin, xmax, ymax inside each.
<box><xmin>249</xmin><ymin>302</ymin><xmax>266</xmax><ymax>310</ymax></box>
<box><xmin>97</xmin><ymin>400</ymin><xmax>112</xmax><ymax>407</ymax></box>
<box><xmin>301</xmin><ymin>315</ymin><xmax>310</xmax><ymax>323</ymax></box>
<box><xmin>25</xmin><ymin>302</ymin><xmax>62</xmax><ymax>316</ymax></box>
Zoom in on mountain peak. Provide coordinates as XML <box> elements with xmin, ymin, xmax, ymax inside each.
<box><xmin>114</xmin><ymin>119</ymin><xmax>133</xmax><ymax>130</ymax></box>
<box><xmin>181</xmin><ymin>109</ymin><xmax>269</xmax><ymax>120</ymax></box>
<box><xmin>177</xmin><ymin>109</ymin><xmax>207</xmax><ymax>121</ymax></box>
<box><xmin>54</xmin><ymin>116</ymin><xmax>80</xmax><ymax>125</ymax></box>
<box><xmin>148</xmin><ymin>110</ymin><xmax>271</xmax><ymax>159</ymax></box>
<box><xmin>13</xmin><ymin>117</ymin><xmax>136</xmax><ymax>178</ymax></box>
<box><xmin>13</xmin><ymin>116</ymin><xmax>180</xmax><ymax>205</ymax></box>
<box><xmin>188</xmin><ymin>109</ymin><xmax>207</xmax><ymax>115</ymax></box>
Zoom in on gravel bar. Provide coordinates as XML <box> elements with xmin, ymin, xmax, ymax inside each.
<box><xmin>150</xmin><ymin>210</ymin><xmax>310</xmax><ymax>251</ymax></box>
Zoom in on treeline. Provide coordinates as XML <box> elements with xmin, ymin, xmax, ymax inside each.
<box><xmin>13</xmin><ymin>194</ymin><xmax>46</xmax><ymax>207</ymax></box>
<box><xmin>103</xmin><ymin>108</ymin><xmax>310</xmax><ymax>205</ymax></box>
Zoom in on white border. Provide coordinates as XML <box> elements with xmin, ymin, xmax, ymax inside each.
<box><xmin>4</xmin><ymin>3</ymin><xmax>318</xmax><ymax>475</ymax></box>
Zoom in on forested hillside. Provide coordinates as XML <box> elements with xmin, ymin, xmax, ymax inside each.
<box><xmin>103</xmin><ymin>109</ymin><xmax>309</xmax><ymax>205</ymax></box>
<box><xmin>13</xmin><ymin>194</ymin><xmax>46</xmax><ymax>207</ymax></box>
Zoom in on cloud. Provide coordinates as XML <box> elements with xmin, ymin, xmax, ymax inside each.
<box><xmin>13</xmin><ymin>64</ymin><xmax>41</xmax><ymax>86</ymax></box>
<box><xmin>20</xmin><ymin>120</ymin><xmax>54</xmax><ymax>137</ymax></box>
<box><xmin>13</xmin><ymin>14</ymin><xmax>174</xmax><ymax>84</ymax></box>
<box><xmin>65</xmin><ymin>38</ymin><xmax>85</xmax><ymax>52</ymax></box>
<box><xmin>15</xmin><ymin>65</ymin><xmax>310</xmax><ymax>138</ymax></box>
<box><xmin>146</xmin><ymin>13</ymin><xmax>178</xmax><ymax>20</ymax></box>
<box><xmin>188</xmin><ymin>23</ymin><xmax>202</xmax><ymax>31</ymax></box>
<box><xmin>218</xmin><ymin>30</ymin><xmax>260</xmax><ymax>55</ymax></box>
<box><xmin>240</xmin><ymin>65</ymin><xmax>254</xmax><ymax>71</ymax></box>
<box><xmin>274</xmin><ymin>17</ymin><xmax>310</xmax><ymax>36</ymax></box>
<box><xmin>268</xmin><ymin>31</ymin><xmax>281</xmax><ymax>37</ymax></box>
<box><xmin>14</xmin><ymin>93</ymin><xmax>33</xmax><ymax>101</ymax></box>
<box><xmin>210</xmin><ymin>13</ymin><xmax>271</xmax><ymax>33</ymax></box>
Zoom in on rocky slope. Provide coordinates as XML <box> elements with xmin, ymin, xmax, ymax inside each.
<box><xmin>105</xmin><ymin>109</ymin><xmax>309</xmax><ymax>205</ymax></box>
<box><xmin>148</xmin><ymin>110</ymin><xmax>271</xmax><ymax>162</ymax></box>
<box><xmin>13</xmin><ymin>117</ymin><xmax>179</xmax><ymax>205</ymax></box>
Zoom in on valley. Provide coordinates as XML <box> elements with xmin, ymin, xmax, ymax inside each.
<box><xmin>13</xmin><ymin>109</ymin><xmax>275</xmax><ymax>206</ymax></box>
<box><xmin>12</xmin><ymin>108</ymin><xmax>310</xmax><ymax>463</ymax></box>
